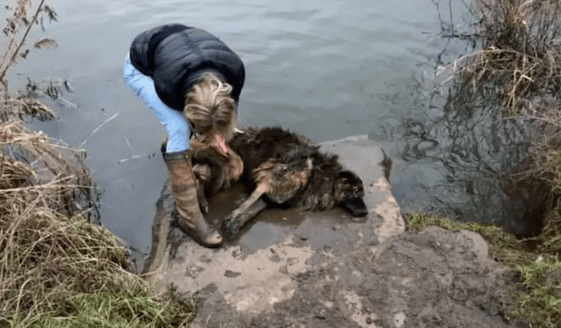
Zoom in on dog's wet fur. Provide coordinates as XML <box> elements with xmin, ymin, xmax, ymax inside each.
<box><xmin>230</xmin><ymin>127</ymin><xmax>367</xmax><ymax>213</ymax></box>
<box><xmin>188</xmin><ymin>126</ymin><xmax>369</xmax><ymax>240</ymax></box>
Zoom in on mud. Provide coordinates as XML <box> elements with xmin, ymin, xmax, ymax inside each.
<box><xmin>143</xmin><ymin>136</ymin><xmax>520</xmax><ymax>328</ymax></box>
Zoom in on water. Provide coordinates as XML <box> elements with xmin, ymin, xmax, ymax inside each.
<box><xmin>9</xmin><ymin>0</ymin><xmax>532</xmax><ymax>257</ymax></box>
<box><xmin>388</xmin><ymin>75</ymin><xmax>542</xmax><ymax>236</ymax></box>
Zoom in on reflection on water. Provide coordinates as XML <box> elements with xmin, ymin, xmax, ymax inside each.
<box><xmin>390</xmin><ymin>67</ymin><xmax>548</xmax><ymax>236</ymax></box>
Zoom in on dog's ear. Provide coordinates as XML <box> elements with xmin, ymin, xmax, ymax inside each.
<box><xmin>336</xmin><ymin>169</ymin><xmax>365</xmax><ymax>198</ymax></box>
<box><xmin>337</xmin><ymin>171</ymin><xmax>368</xmax><ymax>217</ymax></box>
<box><xmin>338</xmin><ymin>170</ymin><xmax>359</xmax><ymax>182</ymax></box>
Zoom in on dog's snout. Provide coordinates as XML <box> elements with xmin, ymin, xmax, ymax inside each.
<box><xmin>342</xmin><ymin>197</ymin><xmax>368</xmax><ymax>217</ymax></box>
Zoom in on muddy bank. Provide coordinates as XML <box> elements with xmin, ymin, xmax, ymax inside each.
<box><xmin>143</xmin><ymin>136</ymin><xmax>519</xmax><ymax>328</ymax></box>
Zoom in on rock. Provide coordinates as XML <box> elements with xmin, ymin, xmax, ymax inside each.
<box><xmin>143</xmin><ymin>136</ymin><xmax>516</xmax><ymax>328</ymax></box>
<box><xmin>224</xmin><ymin>270</ymin><xmax>242</xmax><ymax>278</ymax></box>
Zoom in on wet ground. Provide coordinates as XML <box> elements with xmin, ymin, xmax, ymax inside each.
<box><xmin>142</xmin><ymin>136</ymin><xmax>520</xmax><ymax>328</ymax></box>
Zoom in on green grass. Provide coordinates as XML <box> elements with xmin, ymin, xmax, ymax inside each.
<box><xmin>407</xmin><ymin>213</ymin><xmax>561</xmax><ymax>328</ymax></box>
<box><xmin>0</xmin><ymin>209</ymin><xmax>196</xmax><ymax>328</ymax></box>
<box><xmin>510</xmin><ymin>259</ymin><xmax>561</xmax><ymax>328</ymax></box>
<box><xmin>17</xmin><ymin>288</ymin><xmax>194</xmax><ymax>328</ymax></box>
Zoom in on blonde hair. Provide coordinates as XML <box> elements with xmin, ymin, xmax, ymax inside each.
<box><xmin>184</xmin><ymin>73</ymin><xmax>237</xmax><ymax>141</ymax></box>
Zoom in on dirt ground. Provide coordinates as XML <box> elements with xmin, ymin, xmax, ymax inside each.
<box><xmin>143</xmin><ymin>137</ymin><xmax>523</xmax><ymax>328</ymax></box>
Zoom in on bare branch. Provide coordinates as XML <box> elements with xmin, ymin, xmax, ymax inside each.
<box><xmin>0</xmin><ymin>0</ymin><xmax>47</xmax><ymax>85</ymax></box>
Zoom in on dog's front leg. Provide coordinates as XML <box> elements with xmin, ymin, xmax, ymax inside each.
<box><xmin>223</xmin><ymin>182</ymin><xmax>270</xmax><ymax>240</ymax></box>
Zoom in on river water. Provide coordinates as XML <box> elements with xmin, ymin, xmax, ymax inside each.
<box><xmin>8</xmin><ymin>0</ymin><xmax>534</xmax><ymax>257</ymax></box>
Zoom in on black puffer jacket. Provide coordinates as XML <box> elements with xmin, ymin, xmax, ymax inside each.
<box><xmin>129</xmin><ymin>24</ymin><xmax>245</xmax><ymax>111</ymax></box>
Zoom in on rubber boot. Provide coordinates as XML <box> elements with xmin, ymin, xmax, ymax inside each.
<box><xmin>164</xmin><ymin>151</ymin><xmax>222</xmax><ymax>247</ymax></box>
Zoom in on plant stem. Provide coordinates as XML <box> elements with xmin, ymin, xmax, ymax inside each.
<box><xmin>0</xmin><ymin>0</ymin><xmax>46</xmax><ymax>85</ymax></box>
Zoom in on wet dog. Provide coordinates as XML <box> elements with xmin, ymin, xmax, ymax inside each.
<box><xmin>191</xmin><ymin>126</ymin><xmax>369</xmax><ymax>240</ymax></box>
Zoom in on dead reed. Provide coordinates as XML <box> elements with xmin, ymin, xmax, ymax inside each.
<box><xmin>440</xmin><ymin>0</ymin><xmax>561</xmax><ymax>237</ymax></box>
<box><xmin>0</xmin><ymin>119</ymin><xmax>195</xmax><ymax>327</ymax></box>
<box><xmin>0</xmin><ymin>0</ymin><xmax>57</xmax><ymax>85</ymax></box>
<box><xmin>446</xmin><ymin>0</ymin><xmax>561</xmax><ymax>116</ymax></box>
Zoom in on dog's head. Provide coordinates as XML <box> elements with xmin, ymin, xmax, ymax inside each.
<box><xmin>334</xmin><ymin>170</ymin><xmax>368</xmax><ymax>217</ymax></box>
<box><xmin>190</xmin><ymin>137</ymin><xmax>243</xmax><ymax>196</ymax></box>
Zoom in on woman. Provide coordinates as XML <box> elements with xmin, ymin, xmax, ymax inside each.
<box><xmin>123</xmin><ymin>23</ymin><xmax>246</xmax><ymax>247</ymax></box>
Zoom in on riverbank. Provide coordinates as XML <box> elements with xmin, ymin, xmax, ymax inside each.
<box><xmin>408</xmin><ymin>1</ymin><xmax>561</xmax><ymax>326</ymax></box>
<box><xmin>0</xmin><ymin>1</ymin><xmax>194</xmax><ymax>326</ymax></box>
<box><xmin>408</xmin><ymin>213</ymin><xmax>560</xmax><ymax>328</ymax></box>
<box><xmin>143</xmin><ymin>136</ymin><xmax>527</xmax><ymax>328</ymax></box>
<box><xmin>0</xmin><ymin>95</ymin><xmax>196</xmax><ymax>327</ymax></box>
<box><xmin>2</xmin><ymin>0</ymin><xmax>560</xmax><ymax>327</ymax></box>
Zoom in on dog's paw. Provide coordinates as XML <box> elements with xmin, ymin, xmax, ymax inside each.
<box><xmin>223</xmin><ymin>212</ymin><xmax>241</xmax><ymax>241</ymax></box>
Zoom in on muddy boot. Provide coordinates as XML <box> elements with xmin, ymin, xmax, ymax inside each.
<box><xmin>164</xmin><ymin>151</ymin><xmax>222</xmax><ymax>247</ymax></box>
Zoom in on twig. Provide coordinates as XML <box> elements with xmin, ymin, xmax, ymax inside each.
<box><xmin>118</xmin><ymin>154</ymin><xmax>151</xmax><ymax>164</ymax></box>
<box><xmin>125</xmin><ymin>137</ymin><xmax>135</xmax><ymax>154</ymax></box>
<box><xmin>79</xmin><ymin>113</ymin><xmax>119</xmax><ymax>148</ymax></box>
<box><xmin>0</xmin><ymin>37</ymin><xmax>17</xmax><ymax>70</ymax></box>
<box><xmin>1</xmin><ymin>182</ymin><xmax>94</xmax><ymax>193</ymax></box>
<box><xmin>0</xmin><ymin>0</ymin><xmax>46</xmax><ymax>83</ymax></box>
<box><xmin>449</xmin><ymin>0</ymin><xmax>454</xmax><ymax>34</ymax></box>
<box><xmin>58</xmin><ymin>97</ymin><xmax>78</xmax><ymax>108</ymax></box>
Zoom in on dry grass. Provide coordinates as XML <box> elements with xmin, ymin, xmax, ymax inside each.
<box><xmin>443</xmin><ymin>0</ymin><xmax>561</xmax><ymax>116</ymax></box>
<box><xmin>0</xmin><ymin>118</ymin><xmax>195</xmax><ymax>327</ymax></box>
<box><xmin>0</xmin><ymin>121</ymin><xmax>94</xmax><ymax>217</ymax></box>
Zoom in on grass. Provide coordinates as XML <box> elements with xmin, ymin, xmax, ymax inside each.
<box><xmin>408</xmin><ymin>213</ymin><xmax>561</xmax><ymax>328</ymax></box>
<box><xmin>539</xmin><ymin>209</ymin><xmax>561</xmax><ymax>254</ymax></box>
<box><xmin>511</xmin><ymin>259</ymin><xmax>561</xmax><ymax>328</ymax></box>
<box><xmin>14</xmin><ymin>288</ymin><xmax>193</xmax><ymax>328</ymax></box>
